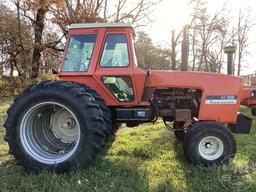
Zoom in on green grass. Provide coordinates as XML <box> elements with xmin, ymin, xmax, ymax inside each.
<box><xmin>0</xmin><ymin>98</ymin><xmax>256</xmax><ymax>192</ymax></box>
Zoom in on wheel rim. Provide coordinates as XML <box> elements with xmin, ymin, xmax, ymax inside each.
<box><xmin>20</xmin><ymin>102</ymin><xmax>80</xmax><ymax>164</ymax></box>
<box><xmin>198</xmin><ymin>136</ymin><xmax>224</xmax><ymax>161</ymax></box>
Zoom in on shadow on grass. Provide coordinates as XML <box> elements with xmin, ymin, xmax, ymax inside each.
<box><xmin>0</xmin><ymin>154</ymin><xmax>150</xmax><ymax>192</ymax></box>
<box><xmin>0</xmin><ymin>131</ymin><xmax>183</xmax><ymax>192</ymax></box>
<box><xmin>0</xmin><ymin>135</ymin><xmax>150</xmax><ymax>192</ymax></box>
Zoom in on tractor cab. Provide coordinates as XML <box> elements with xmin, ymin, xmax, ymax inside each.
<box><xmin>59</xmin><ymin>23</ymin><xmax>147</xmax><ymax>106</ymax></box>
<box><xmin>62</xmin><ymin>24</ymin><xmax>132</xmax><ymax>72</ymax></box>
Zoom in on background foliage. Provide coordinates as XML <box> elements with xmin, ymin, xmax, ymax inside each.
<box><xmin>0</xmin><ymin>0</ymin><xmax>255</xmax><ymax>96</ymax></box>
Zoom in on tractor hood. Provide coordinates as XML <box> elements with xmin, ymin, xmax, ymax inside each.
<box><xmin>147</xmin><ymin>70</ymin><xmax>243</xmax><ymax>93</ymax></box>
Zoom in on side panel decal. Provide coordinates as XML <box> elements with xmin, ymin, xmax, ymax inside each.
<box><xmin>205</xmin><ymin>95</ymin><xmax>237</xmax><ymax>104</ymax></box>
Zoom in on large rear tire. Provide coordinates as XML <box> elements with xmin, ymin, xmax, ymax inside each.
<box><xmin>183</xmin><ymin>122</ymin><xmax>236</xmax><ymax>165</ymax></box>
<box><xmin>72</xmin><ymin>82</ymin><xmax>114</xmax><ymax>136</ymax></box>
<box><xmin>4</xmin><ymin>81</ymin><xmax>109</xmax><ymax>172</ymax></box>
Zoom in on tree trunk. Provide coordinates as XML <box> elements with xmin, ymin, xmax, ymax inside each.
<box><xmin>237</xmin><ymin>48</ymin><xmax>242</xmax><ymax>76</ymax></box>
<box><xmin>171</xmin><ymin>30</ymin><xmax>176</xmax><ymax>70</ymax></box>
<box><xmin>16</xmin><ymin>1</ymin><xmax>26</xmax><ymax>78</ymax></box>
<box><xmin>30</xmin><ymin>6</ymin><xmax>47</xmax><ymax>79</ymax></box>
<box><xmin>192</xmin><ymin>29</ymin><xmax>196</xmax><ymax>71</ymax></box>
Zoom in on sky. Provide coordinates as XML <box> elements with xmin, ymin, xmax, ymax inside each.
<box><xmin>147</xmin><ymin>0</ymin><xmax>256</xmax><ymax>75</ymax></box>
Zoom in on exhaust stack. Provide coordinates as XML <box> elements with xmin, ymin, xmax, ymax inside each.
<box><xmin>224</xmin><ymin>46</ymin><xmax>236</xmax><ymax>75</ymax></box>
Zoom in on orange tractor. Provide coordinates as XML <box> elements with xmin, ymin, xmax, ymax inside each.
<box><xmin>4</xmin><ymin>23</ymin><xmax>256</xmax><ymax>172</ymax></box>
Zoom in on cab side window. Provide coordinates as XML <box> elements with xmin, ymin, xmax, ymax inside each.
<box><xmin>100</xmin><ymin>34</ymin><xmax>129</xmax><ymax>67</ymax></box>
<box><xmin>102</xmin><ymin>76</ymin><xmax>134</xmax><ymax>102</ymax></box>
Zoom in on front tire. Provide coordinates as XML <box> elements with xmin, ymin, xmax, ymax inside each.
<box><xmin>4</xmin><ymin>81</ymin><xmax>107</xmax><ymax>172</ymax></box>
<box><xmin>251</xmin><ymin>108</ymin><xmax>256</xmax><ymax>116</ymax></box>
<box><xmin>183</xmin><ymin>122</ymin><xmax>236</xmax><ymax>165</ymax></box>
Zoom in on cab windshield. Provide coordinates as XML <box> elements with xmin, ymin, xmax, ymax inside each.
<box><xmin>62</xmin><ymin>34</ymin><xmax>97</xmax><ymax>72</ymax></box>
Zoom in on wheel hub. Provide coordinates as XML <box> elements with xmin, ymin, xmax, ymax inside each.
<box><xmin>198</xmin><ymin>136</ymin><xmax>224</xmax><ymax>161</ymax></box>
<box><xmin>50</xmin><ymin>108</ymin><xmax>79</xmax><ymax>143</ymax></box>
<box><xmin>205</xmin><ymin>142</ymin><xmax>212</xmax><ymax>149</ymax></box>
<box><xmin>20</xmin><ymin>102</ymin><xmax>80</xmax><ymax>164</ymax></box>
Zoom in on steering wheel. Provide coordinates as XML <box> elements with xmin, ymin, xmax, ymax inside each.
<box><xmin>104</xmin><ymin>58</ymin><xmax>119</xmax><ymax>67</ymax></box>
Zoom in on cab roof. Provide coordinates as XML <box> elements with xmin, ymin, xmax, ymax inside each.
<box><xmin>69</xmin><ymin>23</ymin><xmax>132</xmax><ymax>29</ymax></box>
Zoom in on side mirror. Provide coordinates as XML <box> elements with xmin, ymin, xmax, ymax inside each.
<box><xmin>51</xmin><ymin>68</ymin><xmax>58</xmax><ymax>75</ymax></box>
<box><xmin>147</xmin><ymin>69</ymin><xmax>151</xmax><ymax>76</ymax></box>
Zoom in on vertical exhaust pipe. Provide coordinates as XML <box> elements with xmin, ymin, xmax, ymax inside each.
<box><xmin>224</xmin><ymin>46</ymin><xmax>236</xmax><ymax>75</ymax></box>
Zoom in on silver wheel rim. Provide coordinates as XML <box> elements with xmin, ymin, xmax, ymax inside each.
<box><xmin>198</xmin><ymin>136</ymin><xmax>224</xmax><ymax>161</ymax></box>
<box><xmin>20</xmin><ymin>102</ymin><xmax>80</xmax><ymax>164</ymax></box>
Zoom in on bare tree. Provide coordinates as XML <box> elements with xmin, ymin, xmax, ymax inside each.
<box><xmin>113</xmin><ymin>0</ymin><xmax>155</xmax><ymax>26</ymax></box>
<box><xmin>236</xmin><ymin>9</ymin><xmax>256</xmax><ymax>76</ymax></box>
<box><xmin>0</xmin><ymin>3</ymin><xmax>32</xmax><ymax>79</ymax></box>
<box><xmin>51</xmin><ymin>0</ymin><xmax>156</xmax><ymax>34</ymax></box>
<box><xmin>51</xmin><ymin>0</ymin><xmax>106</xmax><ymax>34</ymax></box>
<box><xmin>188</xmin><ymin>0</ymin><xmax>237</xmax><ymax>73</ymax></box>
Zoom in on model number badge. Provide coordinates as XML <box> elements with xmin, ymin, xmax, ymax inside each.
<box><xmin>137</xmin><ymin>111</ymin><xmax>146</xmax><ymax>117</ymax></box>
<box><xmin>205</xmin><ymin>95</ymin><xmax>237</xmax><ymax>104</ymax></box>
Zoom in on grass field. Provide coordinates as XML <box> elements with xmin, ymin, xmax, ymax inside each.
<box><xmin>0</xmin><ymin>97</ymin><xmax>256</xmax><ymax>192</ymax></box>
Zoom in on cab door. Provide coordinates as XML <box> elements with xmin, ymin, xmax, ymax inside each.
<box><xmin>94</xmin><ymin>29</ymin><xmax>139</xmax><ymax>106</ymax></box>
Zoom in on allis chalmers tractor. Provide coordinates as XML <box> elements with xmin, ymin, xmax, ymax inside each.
<box><xmin>4</xmin><ymin>23</ymin><xmax>256</xmax><ymax>172</ymax></box>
